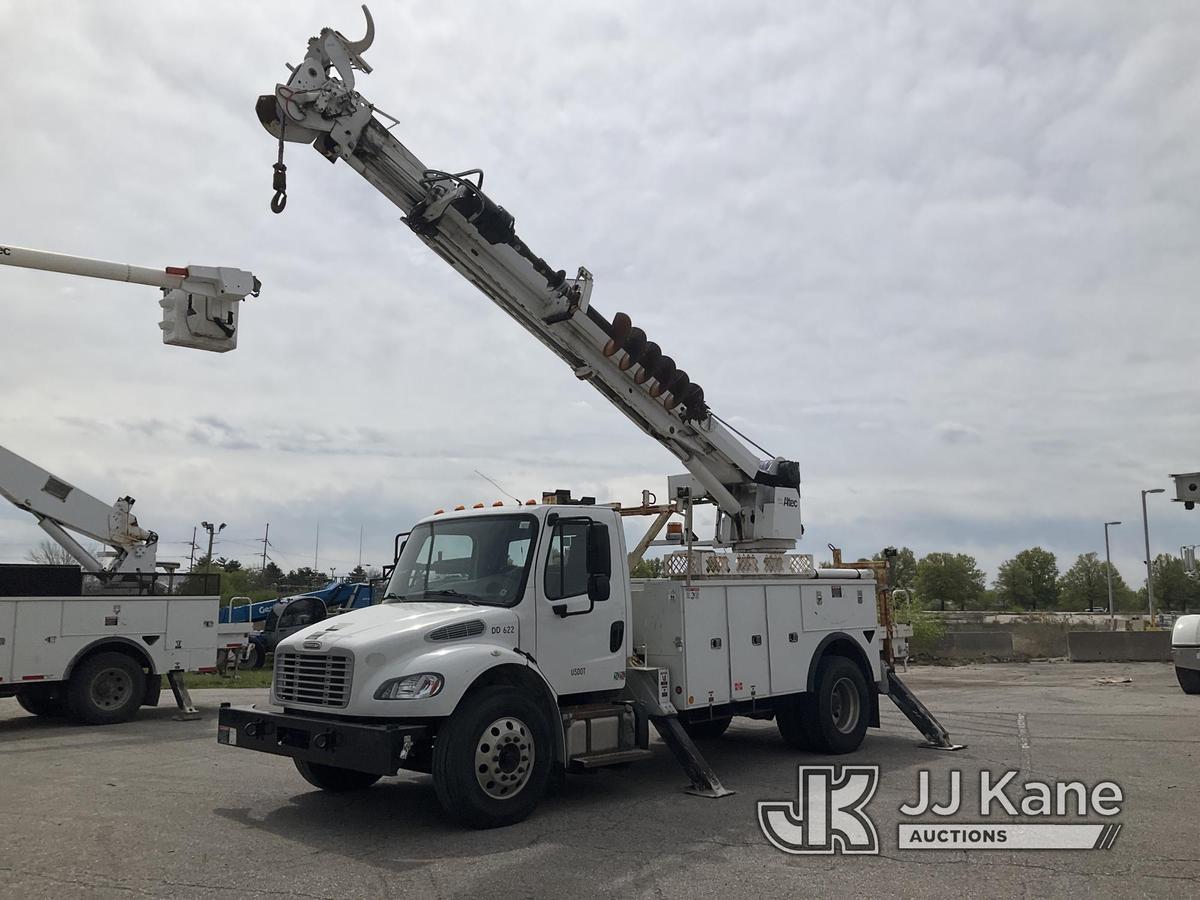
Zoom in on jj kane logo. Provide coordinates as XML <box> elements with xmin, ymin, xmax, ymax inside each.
<box><xmin>757</xmin><ymin>766</ymin><xmax>881</xmax><ymax>854</ymax></box>
<box><xmin>759</xmin><ymin>766</ymin><xmax>1124</xmax><ymax>854</ymax></box>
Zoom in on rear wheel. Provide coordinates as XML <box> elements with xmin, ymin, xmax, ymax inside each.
<box><xmin>66</xmin><ymin>652</ymin><xmax>147</xmax><ymax>725</ymax></box>
<box><xmin>801</xmin><ymin>655</ymin><xmax>870</xmax><ymax>754</ymax></box>
<box><xmin>16</xmin><ymin>686</ymin><xmax>70</xmax><ymax>718</ymax></box>
<box><xmin>1177</xmin><ymin>666</ymin><xmax>1200</xmax><ymax>695</ymax></box>
<box><xmin>682</xmin><ymin>716</ymin><xmax>732</xmax><ymax>740</ymax></box>
<box><xmin>775</xmin><ymin>694</ymin><xmax>816</xmax><ymax>750</ymax></box>
<box><xmin>432</xmin><ymin>686</ymin><xmax>552</xmax><ymax>829</ymax></box>
<box><xmin>294</xmin><ymin>759</ymin><xmax>381</xmax><ymax>791</ymax></box>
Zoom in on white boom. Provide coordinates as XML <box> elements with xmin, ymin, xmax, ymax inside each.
<box><xmin>0</xmin><ymin>445</ymin><xmax>157</xmax><ymax>575</ymax></box>
<box><xmin>0</xmin><ymin>243</ymin><xmax>260</xmax><ymax>353</ymax></box>
<box><xmin>257</xmin><ymin>6</ymin><xmax>802</xmax><ymax>550</ymax></box>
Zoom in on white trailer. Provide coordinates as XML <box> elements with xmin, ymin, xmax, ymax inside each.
<box><xmin>217</xmin><ymin>9</ymin><xmax>960</xmax><ymax>830</ymax></box>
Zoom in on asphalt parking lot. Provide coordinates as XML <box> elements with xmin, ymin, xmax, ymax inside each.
<box><xmin>1</xmin><ymin>661</ymin><xmax>1196</xmax><ymax>899</ymax></box>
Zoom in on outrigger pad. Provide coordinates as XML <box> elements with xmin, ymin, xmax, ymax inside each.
<box><xmin>886</xmin><ymin>667</ymin><xmax>966</xmax><ymax>751</ymax></box>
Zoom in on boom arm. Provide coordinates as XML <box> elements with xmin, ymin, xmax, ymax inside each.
<box><xmin>259</xmin><ymin>8</ymin><xmax>802</xmax><ymax>550</ymax></box>
<box><xmin>0</xmin><ymin>445</ymin><xmax>157</xmax><ymax>575</ymax></box>
<box><xmin>0</xmin><ymin>244</ymin><xmax>261</xmax><ymax>353</ymax></box>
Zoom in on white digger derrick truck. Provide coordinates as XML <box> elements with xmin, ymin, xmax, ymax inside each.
<box><xmin>0</xmin><ymin>245</ymin><xmax>259</xmax><ymax>722</ymax></box>
<box><xmin>217</xmin><ymin>7</ymin><xmax>960</xmax><ymax>828</ymax></box>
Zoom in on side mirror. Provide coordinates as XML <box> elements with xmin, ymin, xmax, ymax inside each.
<box><xmin>586</xmin><ymin>523</ymin><xmax>611</xmax><ymax>577</ymax></box>
<box><xmin>588</xmin><ymin>573</ymin><xmax>610</xmax><ymax>603</ymax></box>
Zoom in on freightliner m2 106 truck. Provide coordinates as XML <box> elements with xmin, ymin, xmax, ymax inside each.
<box><xmin>217</xmin><ymin>7</ymin><xmax>958</xmax><ymax>828</ymax></box>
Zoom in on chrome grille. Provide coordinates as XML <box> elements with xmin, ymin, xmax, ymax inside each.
<box><xmin>274</xmin><ymin>652</ymin><xmax>353</xmax><ymax>707</ymax></box>
<box><xmin>427</xmin><ymin>620</ymin><xmax>485</xmax><ymax>642</ymax></box>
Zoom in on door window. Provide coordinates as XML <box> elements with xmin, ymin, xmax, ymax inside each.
<box><xmin>545</xmin><ymin>520</ymin><xmax>591</xmax><ymax>601</ymax></box>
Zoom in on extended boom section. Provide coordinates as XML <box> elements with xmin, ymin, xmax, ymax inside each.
<box><xmin>257</xmin><ymin>7</ymin><xmax>801</xmax><ymax>551</ymax></box>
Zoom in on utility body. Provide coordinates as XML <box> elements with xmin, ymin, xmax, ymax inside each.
<box><xmin>218</xmin><ymin>7</ymin><xmax>959</xmax><ymax>828</ymax></box>
<box><xmin>0</xmin><ymin>567</ymin><xmax>237</xmax><ymax>724</ymax></box>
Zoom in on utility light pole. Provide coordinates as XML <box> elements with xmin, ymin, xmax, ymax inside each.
<box><xmin>201</xmin><ymin>520</ymin><xmax>226</xmax><ymax>568</ymax></box>
<box><xmin>1104</xmin><ymin>520</ymin><xmax>1121</xmax><ymax>625</ymax></box>
<box><xmin>1141</xmin><ymin>489</ymin><xmax>1165</xmax><ymax>621</ymax></box>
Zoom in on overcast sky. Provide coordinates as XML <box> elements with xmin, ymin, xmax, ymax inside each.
<box><xmin>1</xmin><ymin>1</ymin><xmax>1197</xmax><ymax>588</ymax></box>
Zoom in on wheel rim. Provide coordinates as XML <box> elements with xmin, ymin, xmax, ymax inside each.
<box><xmin>829</xmin><ymin>676</ymin><xmax>860</xmax><ymax>734</ymax></box>
<box><xmin>90</xmin><ymin>667</ymin><xmax>133</xmax><ymax>711</ymax></box>
<box><xmin>474</xmin><ymin>716</ymin><xmax>534</xmax><ymax>800</ymax></box>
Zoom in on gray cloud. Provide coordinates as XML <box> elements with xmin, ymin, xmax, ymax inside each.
<box><xmin>1</xmin><ymin>1</ymin><xmax>1198</xmax><ymax>587</ymax></box>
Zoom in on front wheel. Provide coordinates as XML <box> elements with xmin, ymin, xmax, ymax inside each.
<box><xmin>246</xmin><ymin>643</ymin><xmax>266</xmax><ymax>670</ymax></box>
<box><xmin>432</xmin><ymin>686</ymin><xmax>552</xmax><ymax>829</ymax></box>
<box><xmin>1177</xmin><ymin>665</ymin><xmax>1200</xmax><ymax>695</ymax></box>
<box><xmin>294</xmin><ymin>759</ymin><xmax>381</xmax><ymax>791</ymax></box>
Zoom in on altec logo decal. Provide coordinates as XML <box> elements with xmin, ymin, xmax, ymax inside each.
<box><xmin>759</xmin><ymin>766</ymin><xmax>1124</xmax><ymax>854</ymax></box>
<box><xmin>758</xmin><ymin>766</ymin><xmax>880</xmax><ymax>854</ymax></box>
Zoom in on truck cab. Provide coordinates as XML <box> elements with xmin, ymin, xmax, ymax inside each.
<box><xmin>219</xmin><ymin>500</ymin><xmax>890</xmax><ymax>828</ymax></box>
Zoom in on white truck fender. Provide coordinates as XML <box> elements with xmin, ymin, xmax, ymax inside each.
<box><xmin>367</xmin><ymin>643</ymin><xmax>561</xmax><ymax>734</ymax></box>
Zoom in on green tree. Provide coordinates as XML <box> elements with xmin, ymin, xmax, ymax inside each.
<box><xmin>1058</xmin><ymin>552</ymin><xmax>1136</xmax><ymax>611</ymax></box>
<box><xmin>347</xmin><ymin>564</ymin><xmax>368</xmax><ymax>582</ymax></box>
<box><xmin>631</xmin><ymin>557</ymin><xmax>664</xmax><ymax>578</ymax></box>
<box><xmin>914</xmin><ymin>552</ymin><xmax>985</xmax><ymax>610</ymax></box>
<box><xmin>259</xmin><ymin>561</ymin><xmax>285</xmax><ymax>586</ymax></box>
<box><xmin>994</xmin><ymin>547</ymin><xmax>1059</xmax><ymax>610</ymax></box>
<box><xmin>1150</xmin><ymin>553</ymin><xmax>1200</xmax><ymax>613</ymax></box>
<box><xmin>874</xmin><ymin>547</ymin><xmax>916</xmax><ymax>593</ymax></box>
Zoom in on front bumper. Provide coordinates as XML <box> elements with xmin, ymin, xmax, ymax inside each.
<box><xmin>217</xmin><ymin>704</ymin><xmax>429</xmax><ymax>775</ymax></box>
<box><xmin>1172</xmin><ymin>646</ymin><xmax>1200</xmax><ymax>672</ymax></box>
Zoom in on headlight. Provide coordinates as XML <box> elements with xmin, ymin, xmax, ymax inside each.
<box><xmin>374</xmin><ymin>672</ymin><xmax>444</xmax><ymax>700</ymax></box>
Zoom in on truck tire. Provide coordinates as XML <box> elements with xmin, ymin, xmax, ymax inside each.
<box><xmin>294</xmin><ymin>759</ymin><xmax>381</xmax><ymax>791</ymax></box>
<box><xmin>775</xmin><ymin>695</ymin><xmax>816</xmax><ymax>750</ymax></box>
<box><xmin>682</xmin><ymin>716</ymin><xmax>732</xmax><ymax>740</ymax></box>
<box><xmin>246</xmin><ymin>643</ymin><xmax>266</xmax><ymax>670</ymax></box>
<box><xmin>801</xmin><ymin>655</ymin><xmax>870</xmax><ymax>755</ymax></box>
<box><xmin>16</xmin><ymin>686</ymin><xmax>70</xmax><ymax>718</ymax></box>
<box><xmin>1177</xmin><ymin>666</ymin><xmax>1200</xmax><ymax>695</ymax></box>
<box><xmin>66</xmin><ymin>651</ymin><xmax>147</xmax><ymax>725</ymax></box>
<box><xmin>432</xmin><ymin>686</ymin><xmax>552</xmax><ymax>829</ymax></box>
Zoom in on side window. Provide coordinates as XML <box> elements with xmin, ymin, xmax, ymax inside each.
<box><xmin>545</xmin><ymin>520</ymin><xmax>591</xmax><ymax>601</ymax></box>
<box><xmin>506</xmin><ymin>537</ymin><xmax>531</xmax><ymax>567</ymax></box>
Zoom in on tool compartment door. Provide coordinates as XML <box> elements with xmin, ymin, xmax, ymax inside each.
<box><xmin>12</xmin><ymin>600</ymin><xmax>65</xmax><ymax>681</ymax></box>
<box><xmin>681</xmin><ymin>586</ymin><xmax>730</xmax><ymax>708</ymax></box>
<box><xmin>766</xmin><ymin>583</ymin><xmax>812</xmax><ymax>694</ymax></box>
<box><xmin>801</xmin><ymin>582</ymin><xmax>876</xmax><ymax>632</ymax></box>
<box><xmin>61</xmin><ymin>598</ymin><xmax>167</xmax><ymax>637</ymax></box>
<box><xmin>0</xmin><ymin>601</ymin><xmax>15</xmax><ymax>683</ymax></box>
<box><xmin>163</xmin><ymin>598</ymin><xmax>219</xmax><ymax>671</ymax></box>
<box><xmin>726</xmin><ymin>585</ymin><xmax>769</xmax><ymax>700</ymax></box>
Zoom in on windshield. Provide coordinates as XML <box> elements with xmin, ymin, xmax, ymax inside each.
<box><xmin>384</xmin><ymin>514</ymin><xmax>538</xmax><ymax>608</ymax></box>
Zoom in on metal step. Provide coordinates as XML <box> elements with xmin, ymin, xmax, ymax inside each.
<box><xmin>886</xmin><ymin>667</ymin><xmax>965</xmax><ymax>750</ymax></box>
<box><xmin>570</xmin><ymin>748</ymin><xmax>655</xmax><ymax>769</ymax></box>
